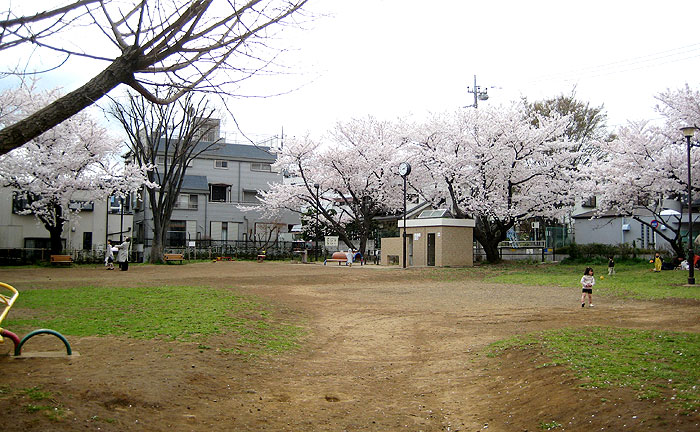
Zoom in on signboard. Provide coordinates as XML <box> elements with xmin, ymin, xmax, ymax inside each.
<box><xmin>324</xmin><ymin>236</ymin><xmax>339</xmax><ymax>247</ymax></box>
<box><xmin>650</xmin><ymin>220</ymin><xmax>659</xmax><ymax>228</ymax></box>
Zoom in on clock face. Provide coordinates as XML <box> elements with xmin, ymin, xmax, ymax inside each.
<box><xmin>399</xmin><ymin>162</ymin><xmax>411</xmax><ymax>176</ymax></box>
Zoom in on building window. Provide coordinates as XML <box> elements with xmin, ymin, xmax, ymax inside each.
<box><xmin>174</xmin><ymin>194</ymin><xmax>198</xmax><ymax>210</ymax></box>
<box><xmin>209</xmin><ymin>184</ymin><xmax>228</xmax><ymax>202</ymax></box>
<box><xmin>250</xmin><ymin>162</ymin><xmax>272</xmax><ymax>172</ymax></box>
<box><xmin>69</xmin><ymin>200</ymin><xmax>94</xmax><ymax>211</ymax></box>
<box><xmin>582</xmin><ymin>196</ymin><xmax>596</xmax><ymax>208</ymax></box>
<box><xmin>12</xmin><ymin>192</ymin><xmax>35</xmax><ymax>214</ymax></box>
<box><xmin>214</xmin><ymin>160</ymin><xmax>228</xmax><ymax>169</ymax></box>
<box><xmin>82</xmin><ymin>232</ymin><xmax>93</xmax><ymax>250</ymax></box>
<box><xmin>167</xmin><ymin>220</ymin><xmax>186</xmax><ymax>247</ymax></box>
<box><xmin>243</xmin><ymin>190</ymin><xmax>259</xmax><ymax>203</ymax></box>
<box><xmin>109</xmin><ymin>194</ymin><xmax>132</xmax><ymax>214</ymax></box>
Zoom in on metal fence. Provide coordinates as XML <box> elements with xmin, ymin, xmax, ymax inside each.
<box><xmin>0</xmin><ymin>243</ymin><xmax>330</xmax><ymax>265</ymax></box>
<box><xmin>473</xmin><ymin>241</ymin><xmax>567</xmax><ymax>263</ymax></box>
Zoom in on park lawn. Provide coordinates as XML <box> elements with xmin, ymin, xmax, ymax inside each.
<box><xmin>482</xmin><ymin>261</ymin><xmax>700</xmax><ymax>300</ymax></box>
<box><xmin>488</xmin><ymin>327</ymin><xmax>700</xmax><ymax>412</ymax></box>
<box><xmin>481</xmin><ymin>262</ymin><xmax>700</xmax><ymax>414</ymax></box>
<box><xmin>4</xmin><ymin>285</ymin><xmax>304</xmax><ymax>356</ymax></box>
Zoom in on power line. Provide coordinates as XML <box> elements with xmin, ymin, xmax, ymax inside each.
<box><xmin>526</xmin><ymin>42</ymin><xmax>700</xmax><ymax>85</ymax></box>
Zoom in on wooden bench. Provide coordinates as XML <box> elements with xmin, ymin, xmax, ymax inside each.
<box><xmin>324</xmin><ymin>252</ymin><xmax>352</xmax><ymax>266</ymax></box>
<box><xmin>50</xmin><ymin>255</ymin><xmax>73</xmax><ymax>265</ymax></box>
<box><xmin>163</xmin><ymin>253</ymin><xmax>184</xmax><ymax>264</ymax></box>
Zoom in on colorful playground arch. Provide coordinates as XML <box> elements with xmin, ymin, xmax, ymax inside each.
<box><xmin>0</xmin><ymin>282</ymin><xmax>74</xmax><ymax>357</ymax></box>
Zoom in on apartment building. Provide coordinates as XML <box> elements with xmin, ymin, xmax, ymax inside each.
<box><xmin>132</xmin><ymin>130</ymin><xmax>299</xmax><ymax>260</ymax></box>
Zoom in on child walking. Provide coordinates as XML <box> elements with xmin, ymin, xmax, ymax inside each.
<box><xmin>580</xmin><ymin>267</ymin><xmax>595</xmax><ymax>308</ymax></box>
<box><xmin>608</xmin><ymin>256</ymin><xmax>615</xmax><ymax>275</ymax></box>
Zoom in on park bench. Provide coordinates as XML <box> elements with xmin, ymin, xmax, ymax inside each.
<box><xmin>257</xmin><ymin>253</ymin><xmax>266</xmax><ymax>263</ymax></box>
<box><xmin>50</xmin><ymin>255</ymin><xmax>73</xmax><ymax>265</ymax></box>
<box><xmin>163</xmin><ymin>253</ymin><xmax>184</xmax><ymax>264</ymax></box>
<box><xmin>324</xmin><ymin>252</ymin><xmax>352</xmax><ymax>266</ymax></box>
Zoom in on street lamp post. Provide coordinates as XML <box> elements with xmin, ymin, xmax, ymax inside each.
<box><xmin>119</xmin><ymin>196</ymin><xmax>125</xmax><ymax>243</ymax></box>
<box><xmin>682</xmin><ymin>126</ymin><xmax>697</xmax><ymax>285</ymax></box>
<box><xmin>398</xmin><ymin>162</ymin><xmax>411</xmax><ymax>268</ymax></box>
<box><xmin>314</xmin><ymin>183</ymin><xmax>320</xmax><ymax>262</ymax></box>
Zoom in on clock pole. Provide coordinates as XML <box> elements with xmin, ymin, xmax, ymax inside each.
<box><xmin>399</xmin><ymin>162</ymin><xmax>411</xmax><ymax>268</ymax></box>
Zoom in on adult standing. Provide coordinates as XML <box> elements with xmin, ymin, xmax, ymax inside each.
<box><xmin>116</xmin><ymin>237</ymin><xmax>131</xmax><ymax>271</ymax></box>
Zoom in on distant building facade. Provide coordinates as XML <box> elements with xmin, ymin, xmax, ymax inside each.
<box><xmin>0</xmin><ymin>188</ymin><xmax>133</xmax><ymax>254</ymax></box>
<box><xmin>132</xmin><ymin>127</ymin><xmax>299</xmax><ymax>260</ymax></box>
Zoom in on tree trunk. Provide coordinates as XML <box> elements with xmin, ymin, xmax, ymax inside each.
<box><xmin>479</xmin><ymin>239</ymin><xmax>501</xmax><ymax>264</ymax></box>
<box><xmin>0</xmin><ymin>48</ymin><xmax>140</xmax><ymax>155</ymax></box>
<box><xmin>47</xmin><ymin>224</ymin><xmax>65</xmax><ymax>255</ymax></box>
<box><xmin>149</xmin><ymin>221</ymin><xmax>165</xmax><ymax>264</ymax></box>
<box><xmin>42</xmin><ymin>204</ymin><xmax>66</xmax><ymax>255</ymax></box>
<box><xmin>358</xmin><ymin>235</ymin><xmax>367</xmax><ymax>258</ymax></box>
<box><xmin>473</xmin><ymin>216</ymin><xmax>513</xmax><ymax>264</ymax></box>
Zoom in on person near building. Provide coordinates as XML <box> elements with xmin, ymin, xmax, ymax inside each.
<box><xmin>607</xmin><ymin>256</ymin><xmax>615</xmax><ymax>275</ymax></box>
<box><xmin>116</xmin><ymin>237</ymin><xmax>131</xmax><ymax>271</ymax></box>
<box><xmin>104</xmin><ymin>240</ymin><xmax>115</xmax><ymax>270</ymax></box>
<box><xmin>652</xmin><ymin>252</ymin><xmax>662</xmax><ymax>272</ymax></box>
<box><xmin>580</xmin><ymin>267</ymin><xmax>595</xmax><ymax>308</ymax></box>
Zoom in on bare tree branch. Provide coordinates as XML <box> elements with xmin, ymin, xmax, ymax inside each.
<box><xmin>0</xmin><ymin>0</ymin><xmax>309</xmax><ymax>155</ymax></box>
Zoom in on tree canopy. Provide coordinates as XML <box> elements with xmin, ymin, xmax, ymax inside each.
<box><xmin>0</xmin><ymin>82</ymin><xmax>151</xmax><ymax>253</ymax></box>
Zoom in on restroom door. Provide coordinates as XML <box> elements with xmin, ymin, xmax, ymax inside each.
<box><xmin>427</xmin><ymin>233</ymin><xmax>436</xmax><ymax>266</ymax></box>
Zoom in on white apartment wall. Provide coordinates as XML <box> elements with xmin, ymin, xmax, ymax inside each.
<box><xmin>0</xmin><ymin>187</ymin><xmax>133</xmax><ymax>250</ymax></box>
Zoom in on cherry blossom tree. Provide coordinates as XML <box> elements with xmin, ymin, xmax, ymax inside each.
<box><xmin>406</xmin><ymin>104</ymin><xmax>579</xmax><ymax>263</ymax></box>
<box><xmin>588</xmin><ymin>84</ymin><xmax>700</xmax><ymax>258</ymax></box>
<box><xmin>0</xmin><ymin>0</ymin><xmax>309</xmax><ymax>155</ymax></box>
<box><xmin>0</xmin><ymin>83</ymin><xmax>152</xmax><ymax>254</ymax></box>
<box><xmin>255</xmin><ymin>117</ymin><xmax>404</xmax><ymax>256</ymax></box>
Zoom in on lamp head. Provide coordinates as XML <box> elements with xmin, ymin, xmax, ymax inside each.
<box><xmin>681</xmin><ymin>126</ymin><xmax>697</xmax><ymax>138</ymax></box>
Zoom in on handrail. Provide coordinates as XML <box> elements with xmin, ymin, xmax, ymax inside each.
<box><xmin>0</xmin><ymin>282</ymin><xmax>19</xmax><ymax>329</ymax></box>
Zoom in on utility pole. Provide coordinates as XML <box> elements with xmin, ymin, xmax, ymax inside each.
<box><xmin>466</xmin><ymin>75</ymin><xmax>490</xmax><ymax>108</ymax></box>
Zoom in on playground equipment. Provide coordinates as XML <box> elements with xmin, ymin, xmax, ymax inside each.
<box><xmin>0</xmin><ymin>282</ymin><xmax>74</xmax><ymax>357</ymax></box>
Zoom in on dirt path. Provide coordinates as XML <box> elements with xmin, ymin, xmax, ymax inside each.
<box><xmin>1</xmin><ymin>262</ymin><xmax>698</xmax><ymax>431</ymax></box>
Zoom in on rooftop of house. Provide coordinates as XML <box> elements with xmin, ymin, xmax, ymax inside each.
<box><xmin>156</xmin><ymin>139</ymin><xmax>276</xmax><ymax>162</ymax></box>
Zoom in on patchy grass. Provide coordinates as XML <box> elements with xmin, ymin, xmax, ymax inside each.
<box><xmin>489</xmin><ymin>327</ymin><xmax>700</xmax><ymax>412</ymax></box>
<box><xmin>447</xmin><ymin>261</ymin><xmax>699</xmax><ymax>300</ymax></box>
<box><xmin>419</xmin><ymin>261</ymin><xmax>700</xmax><ymax>300</ymax></box>
<box><xmin>6</xmin><ymin>285</ymin><xmax>304</xmax><ymax>356</ymax></box>
<box><xmin>538</xmin><ymin>420</ymin><xmax>562</xmax><ymax>430</ymax></box>
<box><xmin>6</xmin><ymin>386</ymin><xmax>68</xmax><ymax>421</ymax></box>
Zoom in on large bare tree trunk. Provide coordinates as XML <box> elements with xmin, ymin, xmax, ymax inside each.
<box><xmin>474</xmin><ymin>216</ymin><xmax>513</xmax><ymax>264</ymax></box>
<box><xmin>40</xmin><ymin>203</ymin><xmax>67</xmax><ymax>255</ymax></box>
<box><xmin>0</xmin><ymin>49</ymin><xmax>140</xmax><ymax>155</ymax></box>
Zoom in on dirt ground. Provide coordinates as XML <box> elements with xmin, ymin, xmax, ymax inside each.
<box><xmin>0</xmin><ymin>261</ymin><xmax>698</xmax><ymax>432</ymax></box>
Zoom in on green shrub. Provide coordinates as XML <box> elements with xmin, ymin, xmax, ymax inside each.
<box><xmin>557</xmin><ymin>243</ymin><xmax>653</xmax><ymax>264</ymax></box>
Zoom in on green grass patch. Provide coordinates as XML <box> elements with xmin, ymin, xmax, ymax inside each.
<box><xmin>419</xmin><ymin>261</ymin><xmax>700</xmax><ymax>300</ymax></box>
<box><xmin>539</xmin><ymin>420</ymin><xmax>562</xmax><ymax>430</ymax></box>
<box><xmin>22</xmin><ymin>386</ymin><xmax>55</xmax><ymax>401</ymax></box>
<box><xmin>484</xmin><ymin>262</ymin><xmax>699</xmax><ymax>300</ymax></box>
<box><xmin>489</xmin><ymin>327</ymin><xmax>700</xmax><ymax>411</ymax></box>
<box><xmin>5</xmin><ymin>285</ymin><xmax>304</xmax><ymax>356</ymax></box>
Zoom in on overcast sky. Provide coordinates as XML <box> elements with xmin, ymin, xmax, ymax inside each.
<box><xmin>229</xmin><ymin>0</ymin><xmax>700</xmax><ymax>141</ymax></box>
<box><xmin>5</xmin><ymin>0</ymin><xmax>700</xmax><ymax>143</ymax></box>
